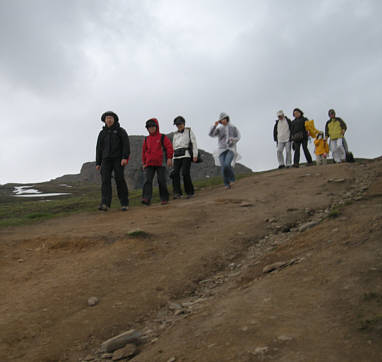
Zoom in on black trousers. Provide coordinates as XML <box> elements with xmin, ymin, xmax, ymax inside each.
<box><xmin>172</xmin><ymin>157</ymin><xmax>194</xmax><ymax>196</ymax></box>
<box><xmin>100</xmin><ymin>158</ymin><xmax>129</xmax><ymax>207</ymax></box>
<box><xmin>293</xmin><ymin>139</ymin><xmax>313</xmax><ymax>165</ymax></box>
<box><xmin>142</xmin><ymin>166</ymin><xmax>169</xmax><ymax>202</ymax></box>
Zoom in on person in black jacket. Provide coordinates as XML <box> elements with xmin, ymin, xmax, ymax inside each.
<box><xmin>96</xmin><ymin>111</ymin><xmax>130</xmax><ymax>211</ymax></box>
<box><xmin>291</xmin><ymin>108</ymin><xmax>313</xmax><ymax>168</ymax></box>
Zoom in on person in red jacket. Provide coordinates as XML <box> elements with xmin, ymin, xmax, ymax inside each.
<box><xmin>142</xmin><ymin>118</ymin><xmax>174</xmax><ymax>205</ymax></box>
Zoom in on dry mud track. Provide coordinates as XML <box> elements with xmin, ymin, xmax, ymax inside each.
<box><xmin>0</xmin><ymin>159</ymin><xmax>381</xmax><ymax>361</ymax></box>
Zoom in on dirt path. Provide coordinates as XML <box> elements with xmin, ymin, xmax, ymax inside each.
<box><xmin>0</xmin><ymin>159</ymin><xmax>381</xmax><ymax>361</ymax></box>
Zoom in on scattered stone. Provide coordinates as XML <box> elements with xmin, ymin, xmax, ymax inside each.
<box><xmin>112</xmin><ymin>344</ymin><xmax>136</xmax><ymax>361</ymax></box>
<box><xmin>167</xmin><ymin>358</ymin><xmax>176</xmax><ymax>362</ymax></box>
<box><xmin>101</xmin><ymin>329</ymin><xmax>141</xmax><ymax>353</ymax></box>
<box><xmin>168</xmin><ymin>302</ymin><xmax>182</xmax><ymax>311</ymax></box>
<box><xmin>174</xmin><ymin>309</ymin><xmax>185</xmax><ymax>316</ymax></box>
<box><xmin>277</xmin><ymin>335</ymin><xmax>293</xmax><ymax>342</ymax></box>
<box><xmin>252</xmin><ymin>346</ymin><xmax>269</xmax><ymax>355</ymax></box>
<box><xmin>332</xmin><ymin>228</ymin><xmax>339</xmax><ymax>233</ymax></box>
<box><xmin>101</xmin><ymin>353</ymin><xmax>113</xmax><ymax>359</ymax></box>
<box><xmin>241</xmin><ymin>326</ymin><xmax>249</xmax><ymax>332</ymax></box>
<box><xmin>240</xmin><ymin>201</ymin><xmax>253</xmax><ymax>207</ymax></box>
<box><xmin>17</xmin><ymin>258</ymin><xmax>24</xmax><ymax>263</ymax></box>
<box><xmin>88</xmin><ymin>297</ymin><xmax>99</xmax><ymax>307</ymax></box>
<box><xmin>263</xmin><ymin>261</ymin><xmax>287</xmax><ymax>273</ymax></box>
<box><xmin>354</xmin><ymin>196</ymin><xmax>363</xmax><ymax>201</ymax></box>
<box><xmin>299</xmin><ymin>220</ymin><xmax>320</xmax><ymax>232</ymax></box>
<box><xmin>83</xmin><ymin>355</ymin><xmax>95</xmax><ymax>361</ymax></box>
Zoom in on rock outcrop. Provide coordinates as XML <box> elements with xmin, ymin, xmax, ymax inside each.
<box><xmin>55</xmin><ymin>135</ymin><xmax>252</xmax><ymax>189</ymax></box>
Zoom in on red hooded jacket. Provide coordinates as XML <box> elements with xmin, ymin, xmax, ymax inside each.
<box><xmin>142</xmin><ymin>118</ymin><xmax>174</xmax><ymax>167</ymax></box>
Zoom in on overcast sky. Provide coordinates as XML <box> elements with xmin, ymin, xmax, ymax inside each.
<box><xmin>0</xmin><ymin>0</ymin><xmax>381</xmax><ymax>184</ymax></box>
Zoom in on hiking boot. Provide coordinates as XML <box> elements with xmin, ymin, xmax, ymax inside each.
<box><xmin>160</xmin><ymin>200</ymin><xmax>168</xmax><ymax>205</ymax></box>
<box><xmin>121</xmin><ymin>206</ymin><xmax>128</xmax><ymax>211</ymax></box>
<box><xmin>98</xmin><ymin>204</ymin><xmax>108</xmax><ymax>211</ymax></box>
<box><xmin>292</xmin><ymin>164</ymin><xmax>299</xmax><ymax>168</ymax></box>
<box><xmin>141</xmin><ymin>198</ymin><xmax>150</xmax><ymax>206</ymax></box>
<box><xmin>186</xmin><ymin>194</ymin><xmax>194</xmax><ymax>199</ymax></box>
<box><xmin>173</xmin><ymin>194</ymin><xmax>182</xmax><ymax>200</ymax></box>
<box><xmin>278</xmin><ymin>165</ymin><xmax>285</xmax><ymax>169</ymax></box>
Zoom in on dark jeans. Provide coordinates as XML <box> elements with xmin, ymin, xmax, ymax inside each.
<box><xmin>172</xmin><ymin>157</ymin><xmax>194</xmax><ymax>196</ymax></box>
<box><xmin>142</xmin><ymin>166</ymin><xmax>169</xmax><ymax>202</ymax></box>
<box><xmin>219</xmin><ymin>150</ymin><xmax>235</xmax><ymax>187</ymax></box>
<box><xmin>100</xmin><ymin>158</ymin><xmax>129</xmax><ymax>207</ymax></box>
<box><xmin>293</xmin><ymin>139</ymin><xmax>313</xmax><ymax>165</ymax></box>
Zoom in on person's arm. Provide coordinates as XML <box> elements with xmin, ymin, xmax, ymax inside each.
<box><xmin>190</xmin><ymin>129</ymin><xmax>198</xmax><ymax>162</ymax></box>
<box><xmin>163</xmin><ymin>135</ymin><xmax>174</xmax><ymax>167</ymax></box>
<box><xmin>142</xmin><ymin>138</ymin><xmax>147</xmax><ymax>168</ymax></box>
<box><xmin>120</xmin><ymin>128</ymin><xmax>130</xmax><ymax>166</ymax></box>
<box><xmin>273</xmin><ymin>122</ymin><xmax>278</xmax><ymax>142</ymax></box>
<box><xmin>325</xmin><ymin>121</ymin><xmax>329</xmax><ymax>139</ymax></box>
<box><xmin>96</xmin><ymin>131</ymin><xmax>103</xmax><ymax>170</ymax></box>
<box><xmin>230</xmin><ymin>126</ymin><xmax>241</xmax><ymax>144</ymax></box>
<box><xmin>209</xmin><ymin>122</ymin><xmax>220</xmax><ymax>137</ymax></box>
<box><xmin>338</xmin><ymin>118</ymin><xmax>347</xmax><ymax>134</ymax></box>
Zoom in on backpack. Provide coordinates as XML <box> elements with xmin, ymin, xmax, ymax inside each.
<box><xmin>346</xmin><ymin>152</ymin><xmax>355</xmax><ymax>163</ymax></box>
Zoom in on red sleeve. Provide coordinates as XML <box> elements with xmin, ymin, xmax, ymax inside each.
<box><xmin>142</xmin><ymin>138</ymin><xmax>147</xmax><ymax>165</ymax></box>
<box><xmin>163</xmin><ymin>135</ymin><xmax>174</xmax><ymax>159</ymax></box>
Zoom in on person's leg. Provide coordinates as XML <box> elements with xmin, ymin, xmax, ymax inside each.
<box><xmin>157</xmin><ymin>166</ymin><xmax>169</xmax><ymax>202</ymax></box>
<box><xmin>337</xmin><ymin>138</ymin><xmax>346</xmax><ymax>162</ymax></box>
<box><xmin>142</xmin><ymin>166</ymin><xmax>155</xmax><ymax>202</ymax></box>
<box><xmin>331</xmin><ymin>139</ymin><xmax>341</xmax><ymax>163</ymax></box>
<box><xmin>172</xmin><ymin>158</ymin><xmax>183</xmax><ymax>196</ymax></box>
<box><xmin>112</xmin><ymin>159</ymin><xmax>129</xmax><ymax>206</ymax></box>
<box><xmin>181</xmin><ymin>158</ymin><xmax>194</xmax><ymax>196</ymax></box>
<box><xmin>302</xmin><ymin>139</ymin><xmax>313</xmax><ymax>164</ymax></box>
<box><xmin>277</xmin><ymin>142</ymin><xmax>286</xmax><ymax>167</ymax></box>
<box><xmin>322</xmin><ymin>155</ymin><xmax>328</xmax><ymax>165</ymax></box>
<box><xmin>224</xmin><ymin>150</ymin><xmax>235</xmax><ymax>183</ymax></box>
<box><xmin>293</xmin><ymin>142</ymin><xmax>301</xmax><ymax>166</ymax></box>
<box><xmin>219</xmin><ymin>151</ymin><xmax>230</xmax><ymax>186</ymax></box>
<box><xmin>285</xmin><ymin>141</ymin><xmax>292</xmax><ymax>167</ymax></box>
<box><xmin>100</xmin><ymin>159</ymin><xmax>113</xmax><ymax>207</ymax></box>
<box><xmin>316</xmin><ymin>154</ymin><xmax>322</xmax><ymax>166</ymax></box>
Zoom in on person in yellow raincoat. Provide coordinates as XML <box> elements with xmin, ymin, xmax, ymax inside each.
<box><xmin>314</xmin><ymin>131</ymin><xmax>329</xmax><ymax>165</ymax></box>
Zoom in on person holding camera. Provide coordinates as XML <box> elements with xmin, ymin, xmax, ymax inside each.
<box><xmin>209</xmin><ymin>112</ymin><xmax>241</xmax><ymax>189</ymax></box>
<box><xmin>171</xmin><ymin>116</ymin><xmax>198</xmax><ymax>199</ymax></box>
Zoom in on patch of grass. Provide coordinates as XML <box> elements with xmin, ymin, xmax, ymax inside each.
<box><xmin>0</xmin><ymin>173</ymin><xmax>253</xmax><ymax>229</ymax></box>
<box><xmin>127</xmin><ymin>229</ymin><xmax>150</xmax><ymax>238</ymax></box>
<box><xmin>328</xmin><ymin>208</ymin><xmax>341</xmax><ymax>218</ymax></box>
<box><xmin>363</xmin><ymin>292</ymin><xmax>382</xmax><ymax>303</ymax></box>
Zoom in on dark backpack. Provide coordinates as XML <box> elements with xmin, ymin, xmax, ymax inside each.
<box><xmin>346</xmin><ymin>152</ymin><xmax>355</xmax><ymax>163</ymax></box>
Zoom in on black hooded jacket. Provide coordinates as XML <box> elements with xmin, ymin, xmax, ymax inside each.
<box><xmin>96</xmin><ymin>122</ymin><xmax>130</xmax><ymax>165</ymax></box>
<box><xmin>291</xmin><ymin>116</ymin><xmax>309</xmax><ymax>141</ymax></box>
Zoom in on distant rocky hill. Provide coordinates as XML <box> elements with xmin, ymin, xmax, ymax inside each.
<box><xmin>55</xmin><ymin>135</ymin><xmax>252</xmax><ymax>189</ymax></box>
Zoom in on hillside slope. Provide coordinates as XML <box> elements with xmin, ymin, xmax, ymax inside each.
<box><xmin>0</xmin><ymin>158</ymin><xmax>381</xmax><ymax>362</ymax></box>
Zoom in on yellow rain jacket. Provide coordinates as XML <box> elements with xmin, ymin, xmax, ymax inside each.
<box><xmin>314</xmin><ymin>137</ymin><xmax>329</xmax><ymax>156</ymax></box>
<box><xmin>305</xmin><ymin>119</ymin><xmax>319</xmax><ymax>138</ymax></box>
<box><xmin>325</xmin><ymin>118</ymin><xmax>347</xmax><ymax>140</ymax></box>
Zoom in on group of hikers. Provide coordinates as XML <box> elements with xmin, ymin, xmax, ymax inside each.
<box><xmin>95</xmin><ymin>107</ymin><xmax>350</xmax><ymax>211</ymax></box>
<box><xmin>95</xmin><ymin>111</ymin><xmax>240</xmax><ymax>211</ymax></box>
<box><xmin>273</xmin><ymin>108</ymin><xmax>351</xmax><ymax>169</ymax></box>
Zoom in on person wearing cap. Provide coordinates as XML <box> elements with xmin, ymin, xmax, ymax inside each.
<box><xmin>325</xmin><ymin>109</ymin><xmax>347</xmax><ymax>163</ymax></box>
<box><xmin>171</xmin><ymin>116</ymin><xmax>198</xmax><ymax>199</ymax></box>
<box><xmin>209</xmin><ymin>112</ymin><xmax>241</xmax><ymax>189</ymax></box>
<box><xmin>291</xmin><ymin>108</ymin><xmax>313</xmax><ymax>168</ymax></box>
<box><xmin>141</xmin><ymin>118</ymin><xmax>174</xmax><ymax>205</ymax></box>
<box><xmin>273</xmin><ymin>110</ymin><xmax>292</xmax><ymax>169</ymax></box>
<box><xmin>96</xmin><ymin>111</ymin><xmax>130</xmax><ymax>211</ymax></box>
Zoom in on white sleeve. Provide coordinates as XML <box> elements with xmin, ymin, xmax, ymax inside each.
<box><xmin>190</xmin><ymin>129</ymin><xmax>198</xmax><ymax>157</ymax></box>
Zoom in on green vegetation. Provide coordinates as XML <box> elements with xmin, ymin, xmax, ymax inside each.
<box><xmin>328</xmin><ymin>208</ymin><xmax>341</xmax><ymax>218</ymax></box>
<box><xmin>0</xmin><ymin>173</ymin><xmax>252</xmax><ymax>228</ymax></box>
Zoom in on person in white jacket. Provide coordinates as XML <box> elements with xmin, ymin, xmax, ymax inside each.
<box><xmin>209</xmin><ymin>112</ymin><xmax>241</xmax><ymax>189</ymax></box>
<box><xmin>172</xmin><ymin>116</ymin><xmax>198</xmax><ymax>199</ymax></box>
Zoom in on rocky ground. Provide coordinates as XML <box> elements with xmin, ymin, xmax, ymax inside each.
<box><xmin>0</xmin><ymin>158</ymin><xmax>381</xmax><ymax>362</ymax></box>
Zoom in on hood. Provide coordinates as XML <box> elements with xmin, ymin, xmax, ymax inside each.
<box><xmin>146</xmin><ymin>118</ymin><xmax>160</xmax><ymax>135</ymax></box>
<box><xmin>101</xmin><ymin>111</ymin><xmax>119</xmax><ymax>123</ymax></box>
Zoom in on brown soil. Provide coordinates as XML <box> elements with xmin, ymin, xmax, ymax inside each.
<box><xmin>1</xmin><ymin>159</ymin><xmax>382</xmax><ymax>362</ymax></box>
